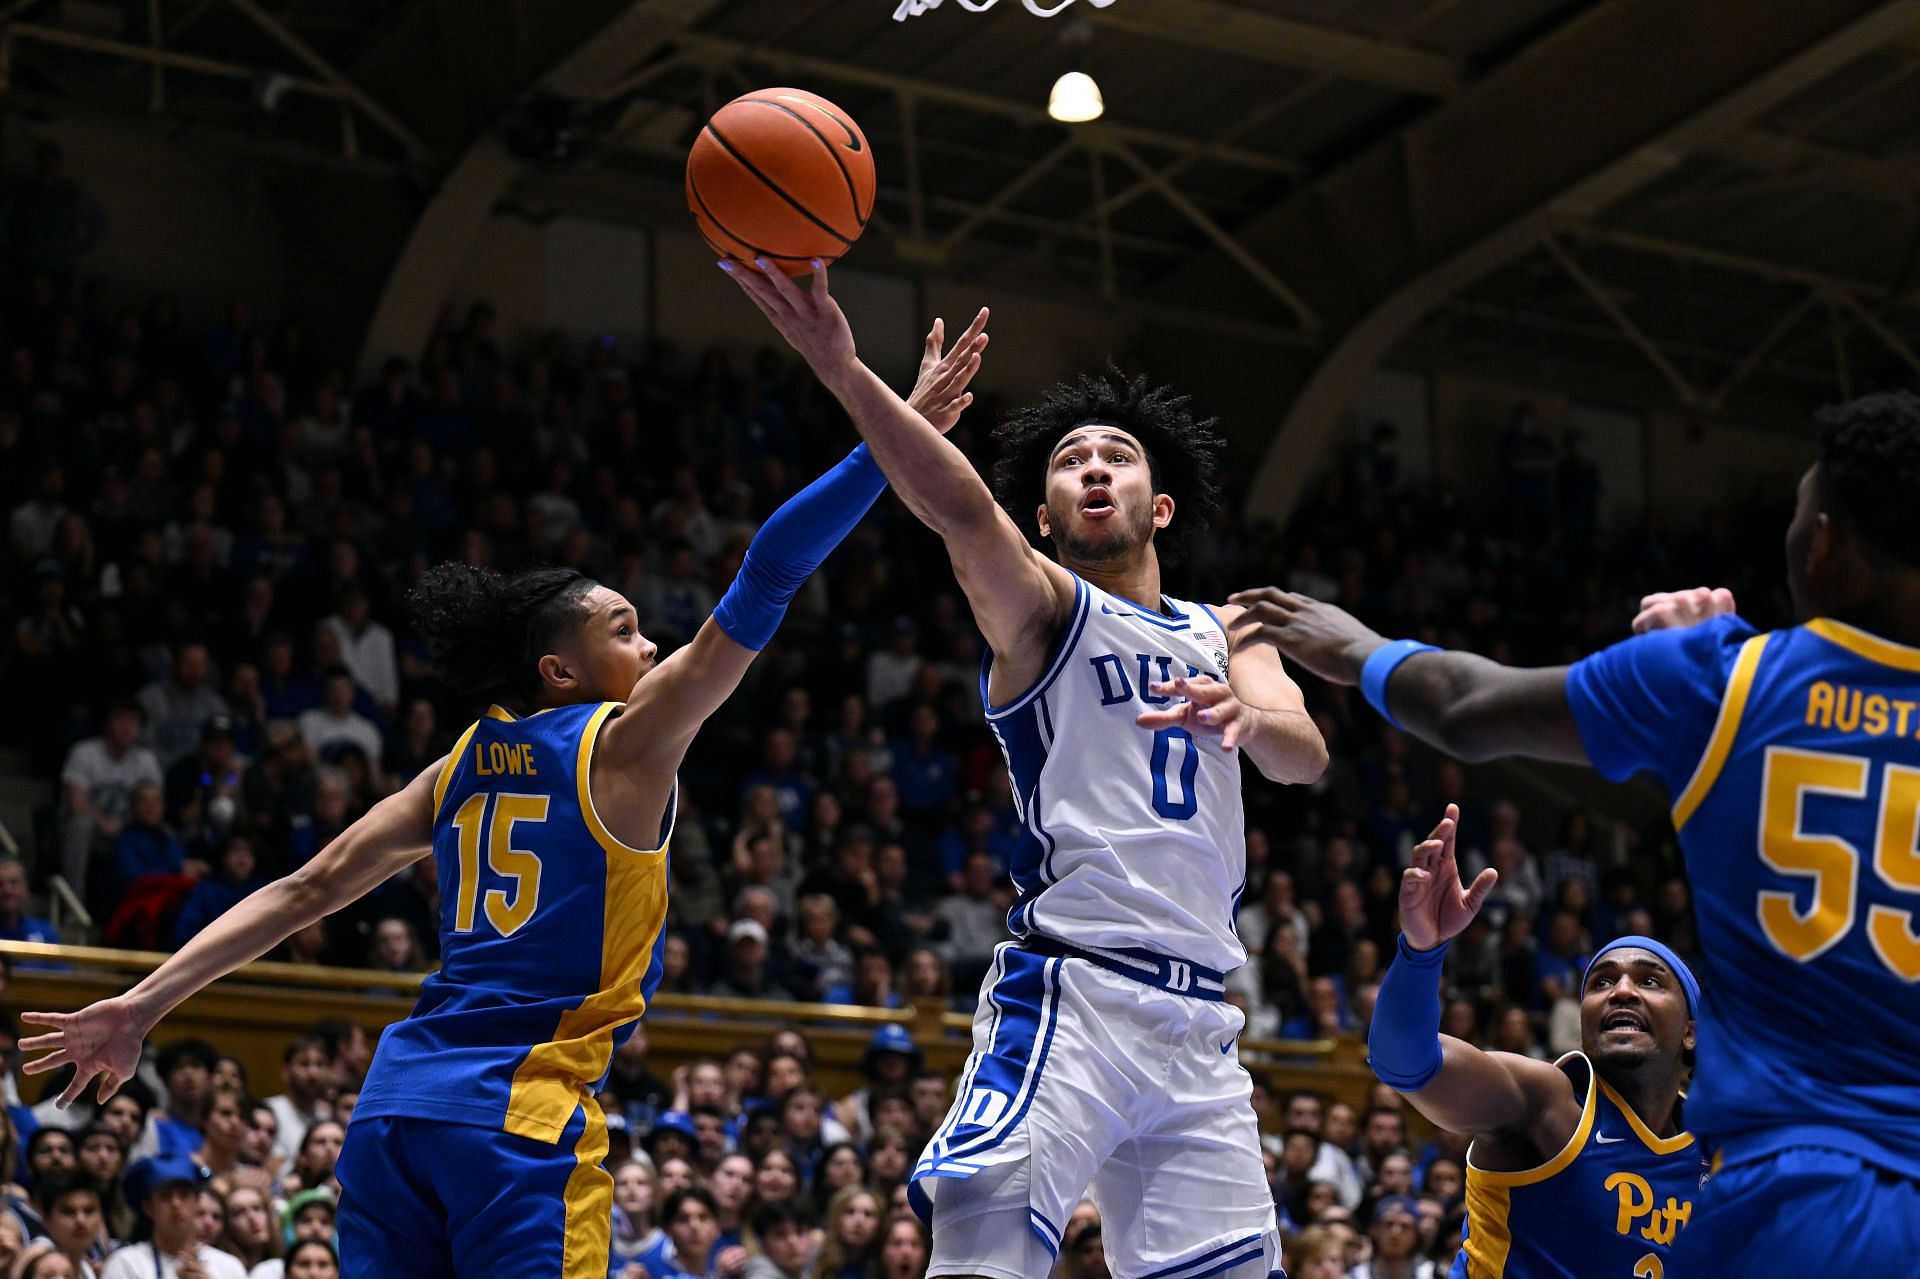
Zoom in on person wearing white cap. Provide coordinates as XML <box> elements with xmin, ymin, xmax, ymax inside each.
<box><xmin>709</xmin><ymin>919</ymin><xmax>792</xmax><ymax>1002</ymax></box>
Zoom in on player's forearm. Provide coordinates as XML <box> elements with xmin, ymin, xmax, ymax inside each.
<box><xmin>122</xmin><ymin>875</ymin><xmax>329</xmax><ymax>1035</ymax></box>
<box><xmin>825</xmin><ymin>359</ymin><xmax>1001</xmax><ymax>537</ymax></box>
<box><xmin>124</xmin><ymin>787</ymin><xmax>427</xmax><ymax>1033</ymax></box>
<box><xmin>1377</xmin><ymin>652</ymin><xmax>1587</xmax><ymax>765</ymax></box>
<box><xmin>1237</xmin><ymin>706</ymin><xmax>1327</xmax><ymax>784</ymax></box>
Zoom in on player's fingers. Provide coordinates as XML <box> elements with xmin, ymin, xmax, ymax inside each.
<box><xmin>722</xmin><ymin>263</ymin><xmax>788</xmax><ymax>322</ymax></box>
<box><xmin>57</xmin><ymin>1069</ymin><xmax>94</xmax><ymax>1109</ymax></box>
<box><xmin>1711</xmin><ymin>587</ymin><xmax>1736</xmax><ymax>613</ymax></box>
<box><xmin>756</xmin><ymin>258</ymin><xmax>805</xmax><ymax>310</ymax></box>
<box><xmin>926</xmin><ymin>317</ymin><xmax>944</xmax><ymax>355</ymax></box>
<box><xmin>1133</xmin><ymin>704</ymin><xmax>1190</xmax><ymax>731</ymax></box>
<box><xmin>954</xmin><ymin>306</ymin><xmax>989</xmax><ymax>347</ymax></box>
<box><xmin>809</xmin><ymin>256</ymin><xmax>832</xmax><ymax>306</ymax></box>
<box><xmin>1464</xmin><ymin>867</ymin><xmax>1499</xmax><ymax>911</ymax></box>
<box><xmin>94</xmin><ymin>1072</ymin><xmax>123</xmax><ymax>1107</ymax></box>
<box><xmin>26</xmin><ymin>1050</ymin><xmax>69</xmax><ymax>1078</ymax></box>
<box><xmin>18</xmin><ymin>1011</ymin><xmax>68</xmax><ymax>1029</ymax></box>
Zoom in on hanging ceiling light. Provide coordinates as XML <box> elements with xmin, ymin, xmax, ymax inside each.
<box><xmin>1047</xmin><ymin>71</ymin><xmax>1104</xmax><ymax>123</ymax></box>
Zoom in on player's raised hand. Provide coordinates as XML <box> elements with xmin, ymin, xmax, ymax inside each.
<box><xmin>907</xmin><ymin>309</ymin><xmax>990</xmax><ymax>435</ymax></box>
<box><xmin>19</xmin><ymin>996</ymin><xmax>145</xmax><ymax>1107</ymax></box>
<box><xmin>1631</xmin><ymin>586</ymin><xmax>1736</xmax><ymax>634</ymax></box>
<box><xmin>1225</xmin><ymin>589</ymin><xmax>1387</xmax><ymax>686</ymax></box>
<box><xmin>1399</xmin><ymin>804</ymin><xmax>1498</xmax><ymax>952</ymax></box>
<box><xmin>1135</xmin><ymin>674</ymin><xmax>1248</xmax><ymax>752</ymax></box>
<box><xmin>722</xmin><ymin>256</ymin><xmax>859</xmax><ymax>391</ymax></box>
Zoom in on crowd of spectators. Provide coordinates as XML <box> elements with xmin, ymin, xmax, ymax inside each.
<box><xmin>0</xmin><ymin>148</ymin><xmax>1798</xmax><ymax>1278</ymax></box>
<box><xmin>0</xmin><ymin>990</ymin><xmax>1482</xmax><ymax>1279</ymax></box>
<box><xmin>3</xmin><ymin>268</ymin><xmax>1776</xmax><ymax>1030</ymax></box>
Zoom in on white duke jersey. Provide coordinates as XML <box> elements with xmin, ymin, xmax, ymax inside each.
<box><xmin>983</xmin><ymin>573</ymin><xmax>1247</xmax><ymax>975</ymax></box>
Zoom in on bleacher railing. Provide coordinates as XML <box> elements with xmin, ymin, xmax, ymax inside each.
<box><xmin>0</xmin><ymin>941</ymin><xmax>1372</xmax><ymax>1105</ymax></box>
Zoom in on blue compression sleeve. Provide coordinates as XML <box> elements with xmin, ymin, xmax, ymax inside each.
<box><xmin>713</xmin><ymin>443</ymin><xmax>887</xmax><ymax>651</ymax></box>
<box><xmin>1367</xmin><ymin>934</ymin><xmax>1449</xmax><ymax>1091</ymax></box>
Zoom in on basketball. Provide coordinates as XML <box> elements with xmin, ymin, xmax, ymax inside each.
<box><xmin>685</xmin><ymin>87</ymin><xmax>876</xmax><ymax>274</ymax></box>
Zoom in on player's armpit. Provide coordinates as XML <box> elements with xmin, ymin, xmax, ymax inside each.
<box><xmin>1392</xmin><ymin>655</ymin><xmax>1591</xmax><ymax>767</ymax></box>
<box><xmin>1407</xmin><ymin>1037</ymin><xmax>1577</xmax><ymax>1145</ymax></box>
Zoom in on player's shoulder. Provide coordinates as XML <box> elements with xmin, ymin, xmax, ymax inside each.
<box><xmin>1582</xmin><ymin>613</ymin><xmax>1762</xmax><ymax>693</ymax></box>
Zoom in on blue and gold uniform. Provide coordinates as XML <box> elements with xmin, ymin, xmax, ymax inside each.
<box><xmin>1566</xmin><ymin>615</ymin><xmax>1920</xmax><ymax>1272</ymax></box>
<box><xmin>338</xmin><ymin>700</ymin><xmax>673</xmax><ymax>1278</ymax></box>
<box><xmin>1454</xmin><ymin>1053</ymin><xmax>1705</xmax><ymax>1279</ymax></box>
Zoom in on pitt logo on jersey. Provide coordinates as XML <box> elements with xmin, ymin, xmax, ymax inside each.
<box><xmin>1603</xmin><ymin>1172</ymin><xmax>1694</xmax><ymax>1247</ymax></box>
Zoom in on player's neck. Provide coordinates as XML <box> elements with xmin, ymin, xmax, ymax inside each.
<box><xmin>1067</xmin><ymin>552</ymin><xmax>1165</xmax><ymax>614</ymax></box>
<box><xmin>1603</xmin><ymin>1068</ymin><xmax>1683</xmax><ymax>1137</ymax></box>
<box><xmin>1821</xmin><ymin>573</ymin><xmax>1920</xmax><ymax>648</ymax></box>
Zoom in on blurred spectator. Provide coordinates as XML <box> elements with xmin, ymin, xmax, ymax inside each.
<box><xmin>0</xmin><ymin>860</ymin><xmax>56</xmax><ymax>947</ymax></box>
<box><xmin>58</xmin><ymin>702</ymin><xmax>161</xmax><ymax>893</ymax></box>
<box><xmin>138</xmin><ymin>644</ymin><xmax>228</xmax><ymax>769</ymax></box>
<box><xmin>296</xmin><ymin>672</ymin><xmax>381</xmax><ymax>772</ymax></box>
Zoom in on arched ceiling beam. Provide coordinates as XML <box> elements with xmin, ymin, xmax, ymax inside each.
<box><xmin>1150</xmin><ymin>0</ymin><xmax>1920</xmax><ymax>521</ymax></box>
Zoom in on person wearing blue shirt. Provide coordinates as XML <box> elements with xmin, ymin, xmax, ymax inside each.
<box><xmin>1232</xmin><ymin>390</ymin><xmax>1920</xmax><ymax>1275</ymax></box>
<box><xmin>0</xmin><ymin>858</ymin><xmax>57</xmax><ymax>947</ymax></box>
<box><xmin>113</xmin><ymin>782</ymin><xmax>190</xmax><ymax>889</ymax></box>
<box><xmin>171</xmin><ymin>835</ymin><xmax>266</xmax><ymax>949</ymax></box>
<box><xmin>150</xmin><ymin>1038</ymin><xmax>217</xmax><ymax>1159</ymax></box>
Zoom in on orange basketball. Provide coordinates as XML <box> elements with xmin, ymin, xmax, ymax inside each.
<box><xmin>686</xmin><ymin>88</ymin><xmax>876</xmax><ymax>275</ymax></box>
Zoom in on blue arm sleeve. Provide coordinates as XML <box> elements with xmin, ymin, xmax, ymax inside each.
<box><xmin>1563</xmin><ymin>614</ymin><xmax>1756</xmax><ymax>791</ymax></box>
<box><xmin>712</xmin><ymin>444</ymin><xmax>888</xmax><ymax>651</ymax></box>
<box><xmin>1367</xmin><ymin>935</ymin><xmax>1448</xmax><ymax>1091</ymax></box>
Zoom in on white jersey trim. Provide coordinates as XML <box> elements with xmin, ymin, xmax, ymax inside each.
<box><xmin>985</xmin><ymin>576</ymin><xmax>1092</xmax><ymax>720</ymax></box>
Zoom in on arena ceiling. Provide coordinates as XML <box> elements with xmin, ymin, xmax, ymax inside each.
<box><xmin>4</xmin><ymin>0</ymin><xmax>1920</xmax><ymax>500</ymax></box>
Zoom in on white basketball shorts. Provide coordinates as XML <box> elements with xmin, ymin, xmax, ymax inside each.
<box><xmin>909</xmin><ymin>940</ymin><xmax>1282</xmax><ymax>1279</ymax></box>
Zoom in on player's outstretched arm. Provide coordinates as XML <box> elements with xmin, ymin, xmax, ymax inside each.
<box><xmin>20</xmin><ymin>761</ymin><xmax>440</xmax><ymax>1105</ymax></box>
<box><xmin>725</xmin><ymin>259</ymin><xmax>1075</xmax><ymax>658</ymax></box>
<box><xmin>1132</xmin><ymin>608</ymin><xmax>1327</xmax><ymax>783</ymax></box>
<box><xmin>1371</xmin><ymin>807</ymin><xmax>1578</xmax><ymax>1143</ymax></box>
<box><xmin>1226</xmin><ymin>589</ymin><xmax>1588</xmax><ymax>765</ymax></box>
<box><xmin>600</xmin><ymin>361</ymin><xmax>984</xmax><ymax>785</ymax></box>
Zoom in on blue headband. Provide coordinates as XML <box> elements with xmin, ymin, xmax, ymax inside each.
<box><xmin>1583</xmin><ymin>935</ymin><xmax>1700</xmax><ymax>1016</ymax></box>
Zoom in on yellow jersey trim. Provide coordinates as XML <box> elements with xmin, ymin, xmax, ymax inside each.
<box><xmin>1807</xmin><ymin>618</ymin><xmax>1920</xmax><ymax>672</ymax></box>
<box><xmin>503</xmin><ymin>703</ymin><xmax>675</xmax><ymax>1143</ymax></box>
<box><xmin>434</xmin><ymin>722</ymin><xmax>482</xmax><ymax>818</ymax></box>
<box><xmin>1597</xmin><ymin>1079</ymin><xmax>1695</xmax><ymax>1156</ymax></box>
<box><xmin>561</xmin><ymin>1100</ymin><xmax>614</xmax><ymax>1277</ymax></box>
<box><xmin>1671</xmin><ymin>633</ymin><xmax>1771</xmax><ymax>831</ymax></box>
<box><xmin>575</xmin><ymin>701</ymin><xmax>664</xmax><ymax>858</ymax></box>
<box><xmin>1459</xmin><ymin>1052</ymin><xmax>1598</xmax><ymax>1279</ymax></box>
<box><xmin>1465</xmin><ymin>1050</ymin><xmax>1598</xmax><ymax>1186</ymax></box>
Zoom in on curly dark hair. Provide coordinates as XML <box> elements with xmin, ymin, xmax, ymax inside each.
<box><xmin>990</xmin><ymin>366</ymin><xmax>1224</xmax><ymax>567</ymax></box>
<box><xmin>406</xmin><ymin>562</ymin><xmax>597</xmax><ymax>705</ymax></box>
<box><xmin>1816</xmin><ymin>390</ymin><xmax>1920</xmax><ymax>569</ymax></box>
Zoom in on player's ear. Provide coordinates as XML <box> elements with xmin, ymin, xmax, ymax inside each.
<box><xmin>1682</xmin><ymin>1018</ymin><xmax>1696</xmax><ymax>1055</ymax></box>
<box><xmin>1152</xmin><ymin>493</ymin><xmax>1175</xmax><ymax>530</ymax></box>
<box><xmin>537</xmin><ymin>653</ymin><xmax>576</xmax><ymax>691</ymax></box>
<box><xmin>1035</xmin><ymin>504</ymin><xmax>1052</xmax><ymax>540</ymax></box>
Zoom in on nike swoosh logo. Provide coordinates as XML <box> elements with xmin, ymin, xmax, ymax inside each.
<box><xmin>1219</xmin><ymin>1040</ymin><xmax>1235</xmax><ymax>1054</ymax></box>
<box><xmin>1594</xmin><ymin>1133</ymin><xmax>1626</xmax><ymax>1144</ymax></box>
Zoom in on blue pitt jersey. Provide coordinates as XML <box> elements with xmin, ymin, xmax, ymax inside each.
<box><xmin>354</xmin><ymin>701</ymin><xmax>673</xmax><ymax>1144</ymax></box>
<box><xmin>1454</xmin><ymin>1054</ymin><xmax>1706</xmax><ymax>1279</ymax></box>
<box><xmin>1566</xmin><ymin>616</ymin><xmax>1920</xmax><ymax>1178</ymax></box>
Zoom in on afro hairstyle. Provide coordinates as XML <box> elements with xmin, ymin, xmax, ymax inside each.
<box><xmin>990</xmin><ymin>365</ymin><xmax>1224</xmax><ymax>567</ymax></box>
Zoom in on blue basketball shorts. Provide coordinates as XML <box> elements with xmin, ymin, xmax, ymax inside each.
<box><xmin>336</xmin><ymin>1105</ymin><xmax>612</xmax><ymax>1278</ymax></box>
<box><xmin>1669</xmin><ymin>1145</ymin><xmax>1920</xmax><ymax>1277</ymax></box>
